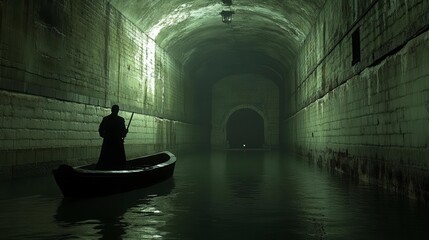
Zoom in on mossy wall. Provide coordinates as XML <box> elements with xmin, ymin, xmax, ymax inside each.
<box><xmin>284</xmin><ymin>0</ymin><xmax>429</xmax><ymax>202</ymax></box>
<box><xmin>0</xmin><ymin>0</ymin><xmax>207</xmax><ymax>178</ymax></box>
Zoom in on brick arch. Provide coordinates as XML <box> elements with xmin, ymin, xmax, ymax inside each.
<box><xmin>210</xmin><ymin>74</ymin><xmax>279</xmax><ymax>149</ymax></box>
<box><xmin>222</xmin><ymin>104</ymin><xmax>267</xmax><ymax>147</ymax></box>
<box><xmin>222</xmin><ymin>105</ymin><xmax>267</xmax><ymax>131</ymax></box>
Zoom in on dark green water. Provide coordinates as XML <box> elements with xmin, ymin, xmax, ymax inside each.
<box><xmin>0</xmin><ymin>151</ymin><xmax>428</xmax><ymax>239</ymax></box>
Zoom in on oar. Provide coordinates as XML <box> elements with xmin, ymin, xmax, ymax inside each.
<box><xmin>127</xmin><ymin>112</ymin><xmax>134</xmax><ymax>131</ymax></box>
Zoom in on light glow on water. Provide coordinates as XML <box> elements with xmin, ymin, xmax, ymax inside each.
<box><xmin>0</xmin><ymin>152</ymin><xmax>428</xmax><ymax>239</ymax></box>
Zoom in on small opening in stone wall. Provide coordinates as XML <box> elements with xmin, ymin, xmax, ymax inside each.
<box><xmin>352</xmin><ymin>27</ymin><xmax>361</xmax><ymax>65</ymax></box>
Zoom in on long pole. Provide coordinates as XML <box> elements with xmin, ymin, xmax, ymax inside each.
<box><xmin>127</xmin><ymin>112</ymin><xmax>134</xmax><ymax>130</ymax></box>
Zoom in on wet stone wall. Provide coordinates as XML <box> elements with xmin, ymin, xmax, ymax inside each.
<box><xmin>284</xmin><ymin>0</ymin><xmax>429</xmax><ymax>202</ymax></box>
<box><xmin>0</xmin><ymin>0</ymin><xmax>206</xmax><ymax>178</ymax></box>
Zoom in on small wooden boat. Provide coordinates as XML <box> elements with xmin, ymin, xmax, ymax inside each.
<box><xmin>53</xmin><ymin>151</ymin><xmax>176</xmax><ymax>198</ymax></box>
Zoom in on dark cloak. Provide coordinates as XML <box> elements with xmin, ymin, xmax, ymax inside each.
<box><xmin>97</xmin><ymin>114</ymin><xmax>127</xmax><ymax>170</ymax></box>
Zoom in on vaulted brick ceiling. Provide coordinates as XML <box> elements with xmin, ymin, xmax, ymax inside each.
<box><xmin>109</xmin><ymin>0</ymin><xmax>326</xmax><ymax>83</ymax></box>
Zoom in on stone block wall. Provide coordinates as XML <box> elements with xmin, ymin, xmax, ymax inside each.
<box><xmin>0</xmin><ymin>0</ymin><xmax>207</xmax><ymax>178</ymax></box>
<box><xmin>212</xmin><ymin>74</ymin><xmax>279</xmax><ymax>149</ymax></box>
<box><xmin>284</xmin><ymin>0</ymin><xmax>429</xmax><ymax>202</ymax></box>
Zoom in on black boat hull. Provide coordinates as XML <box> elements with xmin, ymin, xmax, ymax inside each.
<box><xmin>53</xmin><ymin>151</ymin><xmax>176</xmax><ymax>197</ymax></box>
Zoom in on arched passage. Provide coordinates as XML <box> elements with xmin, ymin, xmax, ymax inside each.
<box><xmin>210</xmin><ymin>75</ymin><xmax>279</xmax><ymax>149</ymax></box>
<box><xmin>226</xmin><ymin>108</ymin><xmax>264</xmax><ymax>149</ymax></box>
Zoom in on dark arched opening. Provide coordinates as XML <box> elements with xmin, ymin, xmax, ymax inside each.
<box><xmin>226</xmin><ymin>108</ymin><xmax>264</xmax><ymax>149</ymax></box>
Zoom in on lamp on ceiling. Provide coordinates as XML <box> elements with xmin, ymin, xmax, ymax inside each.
<box><xmin>220</xmin><ymin>10</ymin><xmax>235</xmax><ymax>24</ymax></box>
<box><xmin>220</xmin><ymin>0</ymin><xmax>234</xmax><ymax>24</ymax></box>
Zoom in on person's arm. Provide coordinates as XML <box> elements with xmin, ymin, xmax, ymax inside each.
<box><xmin>121</xmin><ymin>118</ymin><xmax>128</xmax><ymax>138</ymax></box>
<box><xmin>99</xmin><ymin>118</ymin><xmax>106</xmax><ymax>138</ymax></box>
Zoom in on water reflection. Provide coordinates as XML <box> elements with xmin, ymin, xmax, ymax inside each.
<box><xmin>0</xmin><ymin>152</ymin><xmax>428</xmax><ymax>239</ymax></box>
<box><xmin>54</xmin><ymin>179</ymin><xmax>175</xmax><ymax>239</ymax></box>
<box><xmin>225</xmin><ymin>151</ymin><xmax>265</xmax><ymax>198</ymax></box>
<box><xmin>164</xmin><ymin>151</ymin><xmax>429</xmax><ymax>240</ymax></box>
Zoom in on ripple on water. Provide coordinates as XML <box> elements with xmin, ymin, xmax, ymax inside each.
<box><xmin>0</xmin><ymin>152</ymin><xmax>428</xmax><ymax>239</ymax></box>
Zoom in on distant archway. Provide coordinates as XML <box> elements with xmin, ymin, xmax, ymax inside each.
<box><xmin>226</xmin><ymin>108</ymin><xmax>264</xmax><ymax>148</ymax></box>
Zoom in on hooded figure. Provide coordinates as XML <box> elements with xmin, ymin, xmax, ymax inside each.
<box><xmin>97</xmin><ymin>105</ymin><xmax>128</xmax><ymax>170</ymax></box>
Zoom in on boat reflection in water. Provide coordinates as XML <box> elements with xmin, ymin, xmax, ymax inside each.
<box><xmin>54</xmin><ymin>179</ymin><xmax>175</xmax><ymax>239</ymax></box>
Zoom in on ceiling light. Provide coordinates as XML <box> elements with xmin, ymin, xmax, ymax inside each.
<box><xmin>220</xmin><ymin>10</ymin><xmax>235</xmax><ymax>24</ymax></box>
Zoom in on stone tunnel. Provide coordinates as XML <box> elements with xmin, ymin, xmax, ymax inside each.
<box><xmin>0</xmin><ymin>0</ymin><xmax>428</xmax><ymax>203</ymax></box>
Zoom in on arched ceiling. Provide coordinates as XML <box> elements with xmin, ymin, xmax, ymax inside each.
<box><xmin>109</xmin><ymin>0</ymin><xmax>326</xmax><ymax>84</ymax></box>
